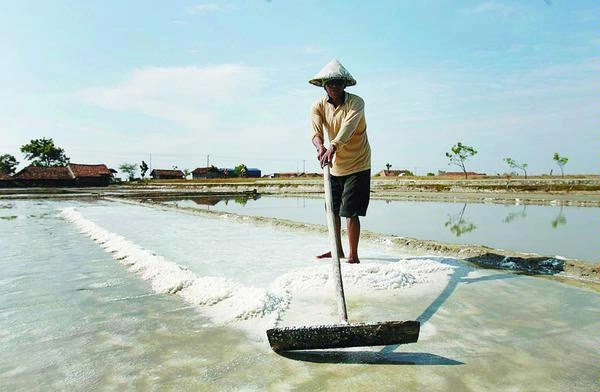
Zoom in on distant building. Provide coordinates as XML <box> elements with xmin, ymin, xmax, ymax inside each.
<box><xmin>13</xmin><ymin>166</ymin><xmax>75</xmax><ymax>187</ymax></box>
<box><xmin>150</xmin><ymin>169</ymin><xmax>185</xmax><ymax>179</ymax></box>
<box><xmin>12</xmin><ymin>164</ymin><xmax>115</xmax><ymax>187</ymax></box>
<box><xmin>192</xmin><ymin>167</ymin><xmax>220</xmax><ymax>179</ymax></box>
<box><xmin>246</xmin><ymin>168</ymin><xmax>261</xmax><ymax>178</ymax></box>
<box><xmin>0</xmin><ymin>171</ymin><xmax>14</xmax><ymax>187</ymax></box>
<box><xmin>219</xmin><ymin>168</ymin><xmax>236</xmax><ymax>177</ymax></box>
<box><xmin>67</xmin><ymin>164</ymin><xmax>114</xmax><ymax>186</ymax></box>
<box><xmin>191</xmin><ymin>167</ymin><xmax>262</xmax><ymax>178</ymax></box>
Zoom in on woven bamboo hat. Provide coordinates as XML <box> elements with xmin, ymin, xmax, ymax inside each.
<box><xmin>309</xmin><ymin>59</ymin><xmax>356</xmax><ymax>87</ymax></box>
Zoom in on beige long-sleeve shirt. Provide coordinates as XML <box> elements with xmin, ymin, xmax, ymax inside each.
<box><xmin>311</xmin><ymin>92</ymin><xmax>371</xmax><ymax>176</ymax></box>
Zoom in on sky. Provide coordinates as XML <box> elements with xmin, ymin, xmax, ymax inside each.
<box><xmin>1</xmin><ymin>0</ymin><xmax>597</xmax><ymax>177</ymax></box>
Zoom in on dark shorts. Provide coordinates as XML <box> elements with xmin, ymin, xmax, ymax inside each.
<box><xmin>330</xmin><ymin>169</ymin><xmax>371</xmax><ymax>217</ymax></box>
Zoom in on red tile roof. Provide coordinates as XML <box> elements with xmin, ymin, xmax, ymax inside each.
<box><xmin>67</xmin><ymin>163</ymin><xmax>113</xmax><ymax>177</ymax></box>
<box><xmin>0</xmin><ymin>172</ymin><xmax>13</xmax><ymax>181</ymax></box>
<box><xmin>150</xmin><ymin>169</ymin><xmax>185</xmax><ymax>178</ymax></box>
<box><xmin>192</xmin><ymin>167</ymin><xmax>211</xmax><ymax>174</ymax></box>
<box><xmin>14</xmin><ymin>166</ymin><xmax>74</xmax><ymax>180</ymax></box>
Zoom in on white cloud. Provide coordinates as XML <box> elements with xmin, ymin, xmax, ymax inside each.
<box><xmin>187</xmin><ymin>3</ymin><xmax>224</xmax><ymax>14</ymax></box>
<box><xmin>303</xmin><ymin>45</ymin><xmax>324</xmax><ymax>54</ymax></box>
<box><xmin>80</xmin><ymin>65</ymin><xmax>264</xmax><ymax>129</ymax></box>
<box><xmin>465</xmin><ymin>1</ymin><xmax>520</xmax><ymax>16</ymax></box>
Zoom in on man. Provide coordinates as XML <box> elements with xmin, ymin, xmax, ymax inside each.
<box><xmin>309</xmin><ymin>59</ymin><xmax>371</xmax><ymax>264</ymax></box>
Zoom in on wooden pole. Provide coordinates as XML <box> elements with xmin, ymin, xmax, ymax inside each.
<box><xmin>323</xmin><ymin>165</ymin><xmax>348</xmax><ymax>323</ymax></box>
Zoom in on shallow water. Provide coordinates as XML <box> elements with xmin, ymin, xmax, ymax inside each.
<box><xmin>0</xmin><ymin>200</ymin><xmax>598</xmax><ymax>391</ymax></box>
<box><xmin>164</xmin><ymin>195</ymin><xmax>599</xmax><ymax>263</ymax></box>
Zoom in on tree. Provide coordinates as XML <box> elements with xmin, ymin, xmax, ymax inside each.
<box><xmin>0</xmin><ymin>154</ymin><xmax>19</xmax><ymax>174</ymax></box>
<box><xmin>503</xmin><ymin>157</ymin><xmax>528</xmax><ymax>179</ymax></box>
<box><xmin>445</xmin><ymin>142</ymin><xmax>477</xmax><ymax>179</ymax></box>
<box><xmin>119</xmin><ymin>163</ymin><xmax>137</xmax><ymax>181</ymax></box>
<box><xmin>183</xmin><ymin>169</ymin><xmax>191</xmax><ymax>179</ymax></box>
<box><xmin>553</xmin><ymin>152</ymin><xmax>568</xmax><ymax>178</ymax></box>
<box><xmin>385</xmin><ymin>163</ymin><xmax>392</xmax><ymax>173</ymax></box>
<box><xmin>234</xmin><ymin>163</ymin><xmax>248</xmax><ymax>177</ymax></box>
<box><xmin>140</xmin><ymin>161</ymin><xmax>149</xmax><ymax>178</ymax></box>
<box><xmin>20</xmin><ymin>138</ymin><xmax>69</xmax><ymax>166</ymax></box>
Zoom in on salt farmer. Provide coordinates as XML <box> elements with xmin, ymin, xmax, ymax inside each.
<box><xmin>309</xmin><ymin>59</ymin><xmax>371</xmax><ymax>264</ymax></box>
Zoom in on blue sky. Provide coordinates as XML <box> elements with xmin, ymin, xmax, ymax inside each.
<box><xmin>1</xmin><ymin>1</ymin><xmax>597</xmax><ymax>176</ymax></box>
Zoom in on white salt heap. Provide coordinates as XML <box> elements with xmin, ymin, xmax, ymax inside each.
<box><xmin>61</xmin><ymin>207</ymin><xmax>454</xmax><ymax>333</ymax></box>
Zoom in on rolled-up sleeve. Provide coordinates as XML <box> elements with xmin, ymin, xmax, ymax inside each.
<box><xmin>310</xmin><ymin>102</ymin><xmax>324</xmax><ymax>141</ymax></box>
<box><xmin>330</xmin><ymin>97</ymin><xmax>364</xmax><ymax>148</ymax></box>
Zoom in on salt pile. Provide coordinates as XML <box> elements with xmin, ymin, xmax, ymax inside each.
<box><xmin>61</xmin><ymin>207</ymin><xmax>454</xmax><ymax>329</ymax></box>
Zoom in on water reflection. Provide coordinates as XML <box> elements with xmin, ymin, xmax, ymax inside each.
<box><xmin>167</xmin><ymin>194</ymin><xmax>261</xmax><ymax>210</ymax></box>
<box><xmin>158</xmin><ymin>196</ymin><xmax>597</xmax><ymax>263</ymax></box>
<box><xmin>551</xmin><ymin>206</ymin><xmax>567</xmax><ymax>229</ymax></box>
<box><xmin>503</xmin><ymin>205</ymin><xmax>527</xmax><ymax>223</ymax></box>
<box><xmin>444</xmin><ymin>203</ymin><xmax>477</xmax><ymax>237</ymax></box>
<box><xmin>502</xmin><ymin>204</ymin><xmax>568</xmax><ymax>229</ymax></box>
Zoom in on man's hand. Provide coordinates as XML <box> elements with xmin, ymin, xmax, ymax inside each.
<box><xmin>319</xmin><ymin>145</ymin><xmax>336</xmax><ymax>168</ymax></box>
<box><xmin>316</xmin><ymin>145</ymin><xmax>326</xmax><ymax>163</ymax></box>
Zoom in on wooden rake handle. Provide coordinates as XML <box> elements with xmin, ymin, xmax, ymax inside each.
<box><xmin>323</xmin><ymin>165</ymin><xmax>348</xmax><ymax>323</ymax></box>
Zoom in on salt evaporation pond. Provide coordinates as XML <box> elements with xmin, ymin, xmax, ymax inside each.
<box><xmin>0</xmin><ymin>199</ymin><xmax>598</xmax><ymax>390</ymax></box>
<box><xmin>164</xmin><ymin>195</ymin><xmax>600</xmax><ymax>264</ymax></box>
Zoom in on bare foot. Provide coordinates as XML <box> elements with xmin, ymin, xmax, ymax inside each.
<box><xmin>316</xmin><ymin>251</ymin><xmax>346</xmax><ymax>260</ymax></box>
<box><xmin>346</xmin><ymin>258</ymin><xmax>360</xmax><ymax>264</ymax></box>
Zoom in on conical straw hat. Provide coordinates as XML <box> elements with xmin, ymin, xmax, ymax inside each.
<box><xmin>309</xmin><ymin>59</ymin><xmax>356</xmax><ymax>87</ymax></box>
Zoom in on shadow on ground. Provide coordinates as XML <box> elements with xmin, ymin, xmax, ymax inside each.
<box><xmin>378</xmin><ymin>255</ymin><xmax>519</xmax><ymax>358</ymax></box>
<box><xmin>277</xmin><ymin>350</ymin><xmax>463</xmax><ymax>365</ymax></box>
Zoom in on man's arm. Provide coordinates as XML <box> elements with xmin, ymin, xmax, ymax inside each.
<box><xmin>311</xmin><ymin>103</ymin><xmax>334</xmax><ymax>167</ymax></box>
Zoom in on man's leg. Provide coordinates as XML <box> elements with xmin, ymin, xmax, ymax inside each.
<box><xmin>346</xmin><ymin>216</ymin><xmax>360</xmax><ymax>264</ymax></box>
<box><xmin>317</xmin><ymin>171</ymin><xmax>345</xmax><ymax>259</ymax></box>
<box><xmin>316</xmin><ymin>215</ymin><xmax>345</xmax><ymax>259</ymax></box>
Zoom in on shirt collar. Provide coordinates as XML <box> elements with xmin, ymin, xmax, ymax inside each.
<box><xmin>326</xmin><ymin>91</ymin><xmax>347</xmax><ymax>106</ymax></box>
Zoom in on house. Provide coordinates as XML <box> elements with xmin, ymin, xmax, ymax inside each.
<box><xmin>377</xmin><ymin>169</ymin><xmax>413</xmax><ymax>177</ymax></box>
<box><xmin>13</xmin><ymin>166</ymin><xmax>75</xmax><ymax>187</ymax></box>
<box><xmin>0</xmin><ymin>171</ymin><xmax>14</xmax><ymax>187</ymax></box>
<box><xmin>246</xmin><ymin>168</ymin><xmax>261</xmax><ymax>178</ymax></box>
<box><xmin>67</xmin><ymin>164</ymin><xmax>114</xmax><ymax>186</ymax></box>
<box><xmin>150</xmin><ymin>169</ymin><xmax>185</xmax><ymax>179</ymax></box>
<box><xmin>12</xmin><ymin>163</ymin><xmax>115</xmax><ymax>187</ymax></box>
<box><xmin>192</xmin><ymin>167</ymin><xmax>220</xmax><ymax>179</ymax></box>
<box><xmin>219</xmin><ymin>168</ymin><xmax>236</xmax><ymax>177</ymax></box>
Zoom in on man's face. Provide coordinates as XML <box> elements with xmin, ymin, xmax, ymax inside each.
<box><xmin>324</xmin><ymin>79</ymin><xmax>346</xmax><ymax>99</ymax></box>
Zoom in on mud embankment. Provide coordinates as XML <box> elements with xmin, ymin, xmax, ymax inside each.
<box><xmin>2</xmin><ymin>177</ymin><xmax>599</xmax><ymax>206</ymax></box>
